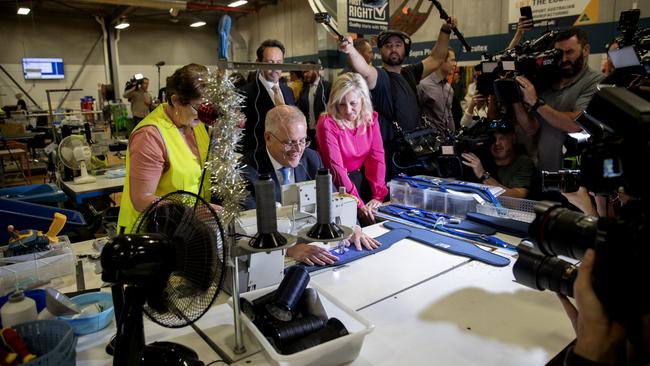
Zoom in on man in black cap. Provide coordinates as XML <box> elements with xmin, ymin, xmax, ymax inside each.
<box><xmin>460</xmin><ymin>120</ymin><xmax>535</xmax><ymax>198</ymax></box>
<box><xmin>339</xmin><ymin>17</ymin><xmax>458</xmax><ymax>177</ymax></box>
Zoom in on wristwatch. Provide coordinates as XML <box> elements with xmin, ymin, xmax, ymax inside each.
<box><xmin>480</xmin><ymin>171</ymin><xmax>491</xmax><ymax>182</ymax></box>
<box><xmin>440</xmin><ymin>26</ymin><xmax>452</xmax><ymax>35</ymax></box>
<box><xmin>530</xmin><ymin>98</ymin><xmax>546</xmax><ymax>113</ymax></box>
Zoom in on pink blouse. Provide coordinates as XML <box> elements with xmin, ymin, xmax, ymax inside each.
<box><xmin>316</xmin><ymin>112</ymin><xmax>388</xmax><ymax>207</ymax></box>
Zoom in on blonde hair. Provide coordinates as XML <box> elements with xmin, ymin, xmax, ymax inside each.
<box><xmin>326</xmin><ymin>72</ymin><xmax>373</xmax><ymax>132</ymax></box>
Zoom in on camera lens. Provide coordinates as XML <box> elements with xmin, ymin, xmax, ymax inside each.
<box><xmin>513</xmin><ymin>245</ymin><xmax>577</xmax><ymax>298</ymax></box>
<box><xmin>529</xmin><ymin>201</ymin><xmax>598</xmax><ymax>259</ymax></box>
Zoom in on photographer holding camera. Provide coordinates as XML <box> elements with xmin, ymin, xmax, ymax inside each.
<box><xmin>460</xmin><ymin>120</ymin><xmax>535</xmax><ymax>198</ymax></box>
<box><xmin>124</xmin><ymin>75</ymin><xmax>153</xmax><ymax>124</ymax></box>
<box><xmin>513</xmin><ymin>27</ymin><xmax>604</xmax><ymax>171</ymax></box>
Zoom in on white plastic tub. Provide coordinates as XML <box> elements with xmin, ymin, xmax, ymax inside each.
<box><xmin>230</xmin><ymin>282</ymin><xmax>374</xmax><ymax>366</ymax></box>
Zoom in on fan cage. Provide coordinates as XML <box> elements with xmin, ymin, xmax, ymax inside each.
<box><xmin>133</xmin><ymin>190</ymin><xmax>227</xmax><ymax>328</ymax></box>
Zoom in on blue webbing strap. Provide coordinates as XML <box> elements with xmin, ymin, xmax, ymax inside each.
<box><xmin>383</xmin><ymin>221</ymin><xmax>511</xmax><ymax>267</ymax></box>
<box><xmin>378</xmin><ymin>204</ymin><xmax>516</xmax><ymax>250</ymax></box>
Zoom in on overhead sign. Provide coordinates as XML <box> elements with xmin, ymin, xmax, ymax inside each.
<box><xmin>508</xmin><ymin>0</ymin><xmax>599</xmax><ymax>30</ymax></box>
<box><xmin>347</xmin><ymin>0</ymin><xmax>389</xmax><ymax>35</ymax></box>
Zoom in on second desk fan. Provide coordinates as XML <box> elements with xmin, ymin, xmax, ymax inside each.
<box><xmin>58</xmin><ymin>135</ymin><xmax>96</xmax><ymax>184</ymax></box>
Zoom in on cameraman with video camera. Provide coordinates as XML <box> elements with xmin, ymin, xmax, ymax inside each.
<box><xmin>460</xmin><ymin>120</ymin><xmax>535</xmax><ymax>198</ymax></box>
<box><xmin>124</xmin><ymin>74</ymin><xmax>153</xmax><ymax>125</ymax></box>
<box><xmin>513</xmin><ymin>27</ymin><xmax>604</xmax><ymax>172</ymax></box>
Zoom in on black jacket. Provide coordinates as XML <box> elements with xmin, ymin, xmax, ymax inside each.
<box><xmin>297</xmin><ymin>79</ymin><xmax>331</xmax><ymax>130</ymax></box>
<box><xmin>241</xmin><ymin>147</ymin><xmax>323</xmax><ymax>209</ymax></box>
<box><xmin>239</xmin><ymin>77</ymin><xmax>295</xmax><ymax>153</ymax></box>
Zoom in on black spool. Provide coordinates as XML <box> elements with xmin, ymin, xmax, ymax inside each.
<box><xmin>298</xmin><ymin>288</ymin><xmax>328</xmax><ymax>320</ymax></box>
<box><xmin>282</xmin><ymin>318</ymin><xmax>349</xmax><ymax>354</ymax></box>
<box><xmin>250</xmin><ymin>174</ymin><xmax>288</xmax><ymax>250</ymax></box>
<box><xmin>305</xmin><ymin>169</ymin><xmax>346</xmax><ymax>240</ymax></box>
<box><xmin>266</xmin><ymin>266</ymin><xmax>310</xmax><ymax>321</ymax></box>
<box><xmin>264</xmin><ymin>315</ymin><xmax>327</xmax><ymax>350</ymax></box>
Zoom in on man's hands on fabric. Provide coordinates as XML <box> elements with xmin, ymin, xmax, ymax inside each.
<box><xmin>287</xmin><ymin>243</ymin><xmax>338</xmax><ymax>266</ymax></box>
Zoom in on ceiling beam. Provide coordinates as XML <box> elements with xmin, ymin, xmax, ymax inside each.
<box><xmin>74</xmin><ymin>0</ymin><xmax>187</xmax><ymax>10</ymax></box>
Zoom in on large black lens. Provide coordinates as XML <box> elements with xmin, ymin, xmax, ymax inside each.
<box><xmin>513</xmin><ymin>245</ymin><xmax>577</xmax><ymax>298</ymax></box>
<box><xmin>529</xmin><ymin>201</ymin><xmax>598</xmax><ymax>258</ymax></box>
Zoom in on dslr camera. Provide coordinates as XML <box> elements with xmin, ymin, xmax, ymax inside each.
<box><xmin>513</xmin><ymin>87</ymin><xmax>650</xmax><ymax>323</ymax></box>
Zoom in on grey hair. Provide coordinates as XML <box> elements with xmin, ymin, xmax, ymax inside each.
<box><xmin>265</xmin><ymin>105</ymin><xmax>307</xmax><ymax>135</ymax></box>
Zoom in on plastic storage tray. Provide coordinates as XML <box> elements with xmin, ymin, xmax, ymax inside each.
<box><xmin>0</xmin><ymin>198</ymin><xmax>86</xmax><ymax>245</ymax></box>
<box><xmin>0</xmin><ymin>239</ymin><xmax>75</xmax><ymax>295</ymax></box>
<box><xmin>388</xmin><ymin>180</ymin><xmax>477</xmax><ymax>217</ymax></box>
<box><xmin>230</xmin><ymin>282</ymin><xmax>374</xmax><ymax>366</ymax></box>
<box><xmin>0</xmin><ymin>184</ymin><xmax>67</xmax><ymax>204</ymax></box>
<box><xmin>476</xmin><ymin>195</ymin><xmax>537</xmax><ymax>223</ymax></box>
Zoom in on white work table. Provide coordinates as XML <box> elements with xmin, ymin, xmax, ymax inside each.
<box><xmin>61</xmin><ymin>175</ymin><xmax>124</xmax><ymax>205</ymax></box>
<box><xmin>68</xmin><ymin>221</ymin><xmax>575</xmax><ymax>366</ymax></box>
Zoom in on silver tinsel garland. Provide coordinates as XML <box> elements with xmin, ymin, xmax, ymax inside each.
<box><xmin>203</xmin><ymin>69</ymin><xmax>247</xmax><ymax>226</ymax></box>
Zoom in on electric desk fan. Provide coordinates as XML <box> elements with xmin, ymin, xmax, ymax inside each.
<box><xmin>57</xmin><ymin>135</ymin><xmax>96</xmax><ymax>184</ymax></box>
<box><xmin>101</xmin><ymin>190</ymin><xmax>226</xmax><ymax>366</ymax></box>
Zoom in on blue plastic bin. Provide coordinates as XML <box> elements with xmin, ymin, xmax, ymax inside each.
<box><xmin>59</xmin><ymin>291</ymin><xmax>114</xmax><ymax>335</ymax></box>
<box><xmin>0</xmin><ymin>184</ymin><xmax>67</xmax><ymax>204</ymax></box>
<box><xmin>0</xmin><ymin>198</ymin><xmax>86</xmax><ymax>245</ymax></box>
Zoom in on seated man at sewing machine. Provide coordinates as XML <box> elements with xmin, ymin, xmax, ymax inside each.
<box><xmin>241</xmin><ymin>105</ymin><xmax>381</xmax><ymax>266</ymax></box>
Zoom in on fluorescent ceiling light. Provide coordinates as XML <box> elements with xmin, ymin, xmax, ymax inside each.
<box><xmin>190</xmin><ymin>21</ymin><xmax>206</xmax><ymax>28</ymax></box>
<box><xmin>114</xmin><ymin>21</ymin><xmax>130</xmax><ymax>29</ymax></box>
<box><xmin>228</xmin><ymin>0</ymin><xmax>248</xmax><ymax>7</ymax></box>
<box><xmin>17</xmin><ymin>7</ymin><xmax>30</xmax><ymax>15</ymax></box>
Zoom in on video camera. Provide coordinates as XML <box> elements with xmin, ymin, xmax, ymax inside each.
<box><xmin>478</xmin><ymin>30</ymin><xmax>562</xmax><ymax>105</ymax></box>
<box><xmin>435</xmin><ymin>118</ymin><xmax>501</xmax><ymax>179</ymax></box>
<box><xmin>603</xmin><ymin>9</ymin><xmax>650</xmax><ymax>95</ymax></box>
<box><xmin>125</xmin><ymin>73</ymin><xmax>145</xmax><ymax>90</ymax></box>
<box><xmin>513</xmin><ymin>87</ymin><xmax>650</xmax><ymax>323</ymax></box>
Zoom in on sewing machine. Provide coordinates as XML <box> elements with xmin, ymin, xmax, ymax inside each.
<box><xmin>229</xmin><ymin>180</ymin><xmax>358</xmax><ymax>293</ymax></box>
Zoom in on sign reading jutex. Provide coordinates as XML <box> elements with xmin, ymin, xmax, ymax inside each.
<box><xmin>347</xmin><ymin>0</ymin><xmax>389</xmax><ymax>35</ymax></box>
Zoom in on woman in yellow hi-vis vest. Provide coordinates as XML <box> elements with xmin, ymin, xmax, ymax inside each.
<box><xmin>117</xmin><ymin>63</ymin><xmax>215</xmax><ymax>233</ymax></box>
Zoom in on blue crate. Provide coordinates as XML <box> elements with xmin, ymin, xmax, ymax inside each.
<box><xmin>0</xmin><ymin>198</ymin><xmax>86</xmax><ymax>245</ymax></box>
<box><xmin>0</xmin><ymin>184</ymin><xmax>67</xmax><ymax>204</ymax></box>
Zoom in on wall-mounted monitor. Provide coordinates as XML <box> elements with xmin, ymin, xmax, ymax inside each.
<box><xmin>22</xmin><ymin>57</ymin><xmax>64</xmax><ymax>80</ymax></box>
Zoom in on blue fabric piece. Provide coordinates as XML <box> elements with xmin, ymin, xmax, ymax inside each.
<box><xmin>299</xmin><ymin>228</ymin><xmax>411</xmax><ymax>273</ymax></box>
<box><xmin>383</xmin><ymin>221</ymin><xmax>511</xmax><ymax>267</ymax></box>
<box><xmin>466</xmin><ymin>212</ymin><xmax>530</xmax><ymax>238</ymax></box>
<box><xmin>217</xmin><ymin>15</ymin><xmax>231</xmax><ymax>60</ymax></box>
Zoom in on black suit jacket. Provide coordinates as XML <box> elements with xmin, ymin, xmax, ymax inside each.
<box><xmin>239</xmin><ymin>77</ymin><xmax>295</xmax><ymax>153</ymax></box>
<box><xmin>297</xmin><ymin>79</ymin><xmax>331</xmax><ymax>130</ymax></box>
<box><xmin>241</xmin><ymin>147</ymin><xmax>323</xmax><ymax>209</ymax></box>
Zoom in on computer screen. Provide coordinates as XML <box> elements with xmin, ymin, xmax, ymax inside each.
<box><xmin>22</xmin><ymin>57</ymin><xmax>65</xmax><ymax>80</ymax></box>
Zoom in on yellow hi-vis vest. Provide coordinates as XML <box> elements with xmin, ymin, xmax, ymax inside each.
<box><xmin>117</xmin><ymin>104</ymin><xmax>210</xmax><ymax>233</ymax></box>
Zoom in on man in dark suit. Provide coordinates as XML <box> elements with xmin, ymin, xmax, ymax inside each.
<box><xmin>297</xmin><ymin>61</ymin><xmax>331</xmax><ymax>149</ymax></box>
<box><xmin>239</xmin><ymin>39</ymin><xmax>295</xmax><ymax>153</ymax></box>
<box><xmin>242</xmin><ymin>105</ymin><xmax>380</xmax><ymax>265</ymax></box>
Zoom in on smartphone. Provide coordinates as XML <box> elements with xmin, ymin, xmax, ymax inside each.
<box><xmin>520</xmin><ymin>6</ymin><xmax>533</xmax><ymax>21</ymax></box>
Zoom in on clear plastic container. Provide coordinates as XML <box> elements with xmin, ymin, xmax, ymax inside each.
<box><xmin>388</xmin><ymin>181</ymin><xmax>477</xmax><ymax>217</ymax></box>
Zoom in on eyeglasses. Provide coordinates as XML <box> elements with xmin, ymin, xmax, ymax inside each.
<box><xmin>269</xmin><ymin>132</ymin><xmax>310</xmax><ymax>151</ymax></box>
<box><xmin>190</xmin><ymin>103</ymin><xmax>202</xmax><ymax>112</ymax></box>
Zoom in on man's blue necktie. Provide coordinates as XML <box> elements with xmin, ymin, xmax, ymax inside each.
<box><xmin>280</xmin><ymin>167</ymin><xmax>291</xmax><ymax>185</ymax></box>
